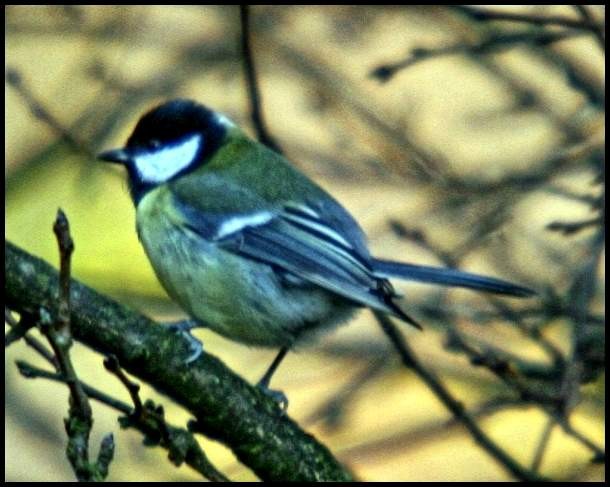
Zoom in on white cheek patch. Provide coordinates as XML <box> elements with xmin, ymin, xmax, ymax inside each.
<box><xmin>216</xmin><ymin>212</ymin><xmax>274</xmax><ymax>239</ymax></box>
<box><xmin>134</xmin><ymin>134</ymin><xmax>202</xmax><ymax>183</ymax></box>
<box><xmin>214</xmin><ymin>112</ymin><xmax>235</xmax><ymax>128</ymax></box>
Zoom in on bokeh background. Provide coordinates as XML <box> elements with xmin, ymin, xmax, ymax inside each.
<box><xmin>5</xmin><ymin>5</ymin><xmax>605</xmax><ymax>481</ymax></box>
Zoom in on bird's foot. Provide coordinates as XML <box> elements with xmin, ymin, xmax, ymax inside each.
<box><xmin>165</xmin><ymin>319</ymin><xmax>204</xmax><ymax>364</ymax></box>
<box><xmin>256</xmin><ymin>381</ymin><xmax>288</xmax><ymax>411</ymax></box>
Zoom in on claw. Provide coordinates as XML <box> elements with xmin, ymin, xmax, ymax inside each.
<box><xmin>257</xmin><ymin>382</ymin><xmax>289</xmax><ymax>411</ymax></box>
<box><xmin>166</xmin><ymin>319</ymin><xmax>199</xmax><ymax>333</ymax></box>
<box><xmin>165</xmin><ymin>319</ymin><xmax>204</xmax><ymax>363</ymax></box>
<box><xmin>182</xmin><ymin>331</ymin><xmax>204</xmax><ymax>363</ymax></box>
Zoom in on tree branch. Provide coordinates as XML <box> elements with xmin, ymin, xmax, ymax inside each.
<box><xmin>37</xmin><ymin>209</ymin><xmax>115</xmax><ymax>481</ymax></box>
<box><xmin>373</xmin><ymin>311</ymin><xmax>548</xmax><ymax>482</ymax></box>
<box><xmin>15</xmin><ymin>357</ymin><xmax>230</xmax><ymax>482</ymax></box>
<box><xmin>5</xmin><ymin>239</ymin><xmax>353</xmax><ymax>482</ymax></box>
<box><xmin>454</xmin><ymin>6</ymin><xmax>604</xmax><ymax>32</ymax></box>
<box><xmin>371</xmin><ymin>30</ymin><xmax>586</xmax><ymax>83</ymax></box>
<box><xmin>239</xmin><ymin>5</ymin><xmax>283</xmax><ymax>154</ymax></box>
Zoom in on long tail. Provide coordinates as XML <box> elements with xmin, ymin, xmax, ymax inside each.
<box><xmin>372</xmin><ymin>259</ymin><xmax>534</xmax><ymax>298</ymax></box>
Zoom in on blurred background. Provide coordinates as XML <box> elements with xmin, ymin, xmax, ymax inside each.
<box><xmin>5</xmin><ymin>5</ymin><xmax>605</xmax><ymax>481</ymax></box>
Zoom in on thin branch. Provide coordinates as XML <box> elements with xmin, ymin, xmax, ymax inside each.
<box><xmin>338</xmin><ymin>396</ymin><xmax>528</xmax><ymax>461</ymax></box>
<box><xmin>454</xmin><ymin>6</ymin><xmax>604</xmax><ymax>32</ymax></box>
<box><xmin>7</xmin><ymin>309</ymin><xmax>62</xmax><ymax>371</ymax></box>
<box><xmin>5</xmin><ymin>239</ymin><xmax>353</xmax><ymax>481</ymax></box>
<box><xmin>445</xmin><ymin>136</ymin><xmax>602</xmax><ymax>205</ymax></box>
<box><xmin>239</xmin><ymin>5</ymin><xmax>282</xmax><ymax>153</ymax></box>
<box><xmin>531</xmin><ymin>417</ymin><xmax>555</xmax><ymax>472</ymax></box>
<box><xmin>17</xmin><ymin>361</ymin><xmax>132</xmax><ymax>414</ymax></box>
<box><xmin>104</xmin><ymin>355</ymin><xmax>230</xmax><ymax>482</ymax></box>
<box><xmin>9</xmin><ymin>279</ymin><xmax>230</xmax><ymax>480</ymax></box>
<box><xmin>16</xmin><ymin>360</ymin><xmax>231</xmax><ymax>482</ymax></box>
<box><xmin>445</xmin><ymin>329</ymin><xmax>563</xmax><ymax>407</ymax></box>
<box><xmin>52</xmin><ymin>209</ymin><xmax>74</xmax><ymax>336</ymax></box>
<box><xmin>303</xmin><ymin>357</ymin><xmax>390</xmax><ymax>430</ymax></box>
<box><xmin>371</xmin><ymin>30</ymin><xmax>585</xmax><ymax>83</ymax></box>
<box><xmin>5</xmin><ymin>68</ymin><xmax>94</xmax><ymax>157</ymax></box>
<box><xmin>38</xmin><ymin>209</ymin><xmax>114</xmax><ymax>481</ymax></box>
<box><xmin>546</xmin><ymin>217</ymin><xmax>603</xmax><ymax>235</ymax></box>
<box><xmin>553</xmin><ymin>415</ymin><xmax>606</xmax><ymax>463</ymax></box>
<box><xmin>387</xmin><ymin>213</ymin><xmax>605</xmax><ymax>462</ymax></box>
<box><xmin>555</xmin><ymin>225</ymin><xmax>606</xmax><ymax>460</ymax></box>
<box><xmin>104</xmin><ymin>355</ymin><xmax>143</xmax><ymax>414</ymax></box>
<box><xmin>572</xmin><ymin>5</ymin><xmax>605</xmax><ymax>50</ymax></box>
<box><xmin>373</xmin><ymin>311</ymin><xmax>547</xmax><ymax>482</ymax></box>
<box><xmin>449</xmin><ymin>6</ymin><xmax>605</xmax><ymax>107</ymax></box>
<box><xmin>5</xmin><ymin>308</ymin><xmax>37</xmax><ymax>347</ymax></box>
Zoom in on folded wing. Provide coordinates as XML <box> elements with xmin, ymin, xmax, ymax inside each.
<box><xmin>178</xmin><ymin>199</ymin><xmax>416</xmax><ymax>324</ymax></box>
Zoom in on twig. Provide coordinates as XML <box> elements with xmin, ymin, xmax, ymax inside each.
<box><xmin>450</xmin><ymin>6</ymin><xmax>605</xmax><ymax>107</ymax></box>
<box><xmin>5</xmin><ymin>240</ymin><xmax>353</xmax><ymax>481</ymax></box>
<box><xmin>239</xmin><ymin>5</ymin><xmax>282</xmax><ymax>154</ymax></box>
<box><xmin>446</xmin><ymin>136</ymin><xmax>602</xmax><ymax>201</ymax></box>
<box><xmin>445</xmin><ymin>329</ymin><xmax>562</xmax><ymax>407</ymax></box>
<box><xmin>53</xmin><ymin>210</ymin><xmax>74</xmax><ymax>336</ymax></box>
<box><xmin>303</xmin><ymin>357</ymin><xmax>390</xmax><ymax>430</ymax></box>
<box><xmin>485</xmin><ymin>297</ymin><xmax>566</xmax><ymax>372</ymax></box>
<box><xmin>16</xmin><ymin>357</ymin><xmax>230</xmax><ymax>481</ymax></box>
<box><xmin>8</xmin><ymin>213</ymin><xmax>229</xmax><ymax>481</ymax></box>
<box><xmin>5</xmin><ymin>68</ymin><xmax>94</xmax><ymax>157</ymax></box>
<box><xmin>272</xmin><ymin>42</ymin><xmax>446</xmax><ymax>182</ymax></box>
<box><xmin>454</xmin><ymin>6</ymin><xmax>604</xmax><ymax>32</ymax></box>
<box><xmin>553</xmin><ymin>415</ymin><xmax>606</xmax><ymax>463</ymax></box>
<box><xmin>103</xmin><ymin>355</ymin><xmax>230</xmax><ymax>482</ymax></box>
<box><xmin>531</xmin><ymin>417</ymin><xmax>555</xmax><ymax>472</ymax></box>
<box><xmin>38</xmin><ymin>209</ymin><xmax>114</xmax><ymax>481</ymax></box>
<box><xmin>403</xmin><ymin>215</ymin><xmax>605</xmax><ymax>463</ymax></box>
<box><xmin>572</xmin><ymin>5</ymin><xmax>605</xmax><ymax>50</ymax></box>
<box><xmin>556</xmin><ymin>226</ymin><xmax>606</xmax><ymax>459</ymax></box>
<box><xmin>371</xmin><ymin>30</ymin><xmax>585</xmax><ymax>83</ymax></box>
<box><xmin>546</xmin><ymin>217</ymin><xmax>603</xmax><ymax>235</ymax></box>
<box><xmin>388</xmin><ymin>215</ymin><xmax>605</xmax><ymax>462</ymax></box>
<box><xmin>5</xmin><ymin>308</ymin><xmax>37</xmax><ymax>347</ymax></box>
<box><xmin>104</xmin><ymin>355</ymin><xmax>143</xmax><ymax>414</ymax></box>
<box><xmin>16</xmin><ymin>361</ymin><xmax>133</xmax><ymax>414</ymax></box>
<box><xmin>338</xmin><ymin>396</ymin><xmax>527</xmax><ymax>461</ymax></box>
<box><xmin>5</xmin><ymin>309</ymin><xmax>59</xmax><ymax>367</ymax></box>
<box><xmin>373</xmin><ymin>311</ymin><xmax>547</xmax><ymax>482</ymax></box>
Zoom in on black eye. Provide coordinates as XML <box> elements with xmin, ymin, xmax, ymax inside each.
<box><xmin>149</xmin><ymin>139</ymin><xmax>161</xmax><ymax>149</ymax></box>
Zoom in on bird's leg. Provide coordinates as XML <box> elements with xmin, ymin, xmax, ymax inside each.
<box><xmin>257</xmin><ymin>347</ymin><xmax>289</xmax><ymax>410</ymax></box>
<box><xmin>164</xmin><ymin>319</ymin><xmax>206</xmax><ymax>364</ymax></box>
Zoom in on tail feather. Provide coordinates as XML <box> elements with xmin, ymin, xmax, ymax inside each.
<box><xmin>372</xmin><ymin>259</ymin><xmax>534</xmax><ymax>298</ymax></box>
<box><xmin>384</xmin><ymin>296</ymin><xmax>423</xmax><ymax>330</ymax></box>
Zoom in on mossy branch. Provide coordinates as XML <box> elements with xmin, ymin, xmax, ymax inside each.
<box><xmin>5</xmin><ymin>240</ymin><xmax>353</xmax><ymax>482</ymax></box>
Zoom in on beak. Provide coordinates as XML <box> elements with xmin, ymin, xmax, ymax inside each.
<box><xmin>97</xmin><ymin>148</ymin><xmax>132</xmax><ymax>165</ymax></box>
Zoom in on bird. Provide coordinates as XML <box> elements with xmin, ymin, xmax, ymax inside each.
<box><xmin>98</xmin><ymin>99</ymin><xmax>534</xmax><ymax>405</ymax></box>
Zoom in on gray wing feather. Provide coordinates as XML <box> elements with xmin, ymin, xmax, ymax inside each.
<box><xmin>219</xmin><ymin>218</ymin><xmax>390</xmax><ymax>311</ymax></box>
<box><xmin>175</xmin><ymin>195</ymin><xmax>402</xmax><ymax>316</ymax></box>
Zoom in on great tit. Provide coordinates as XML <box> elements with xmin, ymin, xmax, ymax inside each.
<box><xmin>98</xmin><ymin>99</ymin><xmax>534</xmax><ymax>399</ymax></box>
